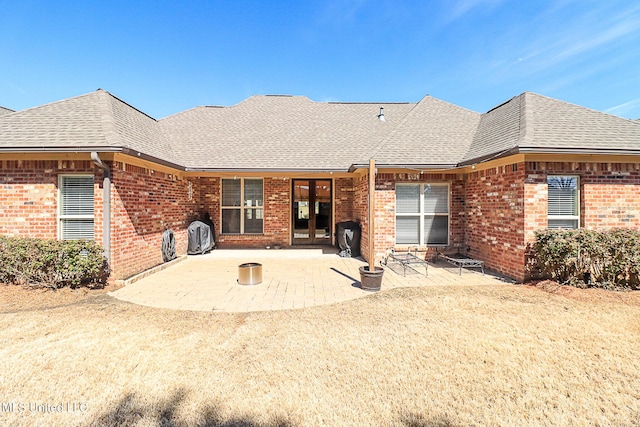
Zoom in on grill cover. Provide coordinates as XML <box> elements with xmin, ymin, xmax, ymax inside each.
<box><xmin>336</xmin><ymin>221</ymin><xmax>361</xmax><ymax>257</ymax></box>
<box><xmin>187</xmin><ymin>220</ymin><xmax>215</xmax><ymax>255</ymax></box>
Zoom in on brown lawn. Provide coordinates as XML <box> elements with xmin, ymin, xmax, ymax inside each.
<box><xmin>1</xmin><ymin>282</ymin><xmax>639</xmax><ymax>426</ymax></box>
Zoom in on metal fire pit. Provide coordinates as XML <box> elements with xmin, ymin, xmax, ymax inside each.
<box><xmin>238</xmin><ymin>262</ymin><xmax>262</xmax><ymax>285</ymax></box>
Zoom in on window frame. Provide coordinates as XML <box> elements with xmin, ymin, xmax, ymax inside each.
<box><xmin>221</xmin><ymin>178</ymin><xmax>264</xmax><ymax>234</ymax></box>
<box><xmin>395</xmin><ymin>182</ymin><xmax>450</xmax><ymax>246</ymax></box>
<box><xmin>547</xmin><ymin>175</ymin><xmax>580</xmax><ymax>229</ymax></box>
<box><xmin>58</xmin><ymin>174</ymin><xmax>95</xmax><ymax>240</ymax></box>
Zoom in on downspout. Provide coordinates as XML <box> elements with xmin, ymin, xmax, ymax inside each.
<box><xmin>91</xmin><ymin>152</ymin><xmax>111</xmax><ymax>263</ymax></box>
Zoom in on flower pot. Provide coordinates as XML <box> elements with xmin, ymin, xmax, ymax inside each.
<box><xmin>359</xmin><ymin>266</ymin><xmax>384</xmax><ymax>291</ymax></box>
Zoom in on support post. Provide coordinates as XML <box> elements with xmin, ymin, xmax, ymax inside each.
<box><xmin>369</xmin><ymin>158</ymin><xmax>375</xmax><ymax>271</ymax></box>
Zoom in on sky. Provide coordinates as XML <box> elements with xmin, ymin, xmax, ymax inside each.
<box><xmin>1</xmin><ymin>0</ymin><xmax>640</xmax><ymax>119</ymax></box>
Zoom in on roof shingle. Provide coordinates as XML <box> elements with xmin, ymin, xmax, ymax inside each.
<box><xmin>3</xmin><ymin>89</ymin><xmax>640</xmax><ymax>171</ymax></box>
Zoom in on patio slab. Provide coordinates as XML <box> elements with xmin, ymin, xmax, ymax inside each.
<box><xmin>109</xmin><ymin>248</ymin><xmax>507</xmax><ymax>312</ymax></box>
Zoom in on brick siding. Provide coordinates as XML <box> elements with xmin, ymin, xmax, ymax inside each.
<box><xmin>370</xmin><ymin>172</ymin><xmax>464</xmax><ymax>263</ymax></box>
<box><xmin>466</xmin><ymin>163</ymin><xmax>526</xmax><ymax>280</ymax></box>
<box><xmin>0</xmin><ymin>160</ymin><xmax>103</xmax><ymax>242</ymax></box>
<box><xmin>5</xmin><ymin>157</ymin><xmax>640</xmax><ymax>283</ymax></box>
<box><xmin>109</xmin><ymin>161</ymin><xmax>199</xmax><ymax>279</ymax></box>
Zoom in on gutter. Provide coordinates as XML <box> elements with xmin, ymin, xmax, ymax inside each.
<box><xmin>459</xmin><ymin>146</ymin><xmax>640</xmax><ymax>166</ymax></box>
<box><xmin>90</xmin><ymin>152</ymin><xmax>111</xmax><ymax>263</ymax></box>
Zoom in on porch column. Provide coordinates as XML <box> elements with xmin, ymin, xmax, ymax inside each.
<box><xmin>369</xmin><ymin>158</ymin><xmax>375</xmax><ymax>269</ymax></box>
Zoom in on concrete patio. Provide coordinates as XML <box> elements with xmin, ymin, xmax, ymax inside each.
<box><xmin>109</xmin><ymin>248</ymin><xmax>509</xmax><ymax>312</ymax></box>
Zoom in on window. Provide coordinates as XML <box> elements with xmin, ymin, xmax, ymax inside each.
<box><xmin>548</xmin><ymin>176</ymin><xmax>579</xmax><ymax>229</ymax></box>
<box><xmin>222</xmin><ymin>178</ymin><xmax>263</xmax><ymax>234</ymax></box>
<box><xmin>59</xmin><ymin>175</ymin><xmax>95</xmax><ymax>240</ymax></box>
<box><xmin>395</xmin><ymin>183</ymin><xmax>449</xmax><ymax>245</ymax></box>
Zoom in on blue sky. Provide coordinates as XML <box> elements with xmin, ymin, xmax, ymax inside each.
<box><xmin>2</xmin><ymin>0</ymin><xmax>640</xmax><ymax>119</ymax></box>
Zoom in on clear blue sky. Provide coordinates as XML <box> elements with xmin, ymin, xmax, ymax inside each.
<box><xmin>2</xmin><ymin>0</ymin><xmax>640</xmax><ymax>119</ymax></box>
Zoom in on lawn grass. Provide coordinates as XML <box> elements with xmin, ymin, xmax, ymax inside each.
<box><xmin>1</xmin><ymin>283</ymin><xmax>639</xmax><ymax>426</ymax></box>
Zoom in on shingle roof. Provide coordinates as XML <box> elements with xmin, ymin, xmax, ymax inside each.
<box><xmin>3</xmin><ymin>89</ymin><xmax>640</xmax><ymax>171</ymax></box>
<box><xmin>462</xmin><ymin>92</ymin><xmax>640</xmax><ymax>164</ymax></box>
<box><xmin>371</xmin><ymin>95</ymin><xmax>481</xmax><ymax>168</ymax></box>
<box><xmin>0</xmin><ymin>90</ymin><xmax>178</xmax><ymax>166</ymax></box>
<box><xmin>159</xmin><ymin>95</ymin><xmax>415</xmax><ymax>170</ymax></box>
<box><xmin>0</xmin><ymin>106</ymin><xmax>13</xmax><ymax>116</ymax></box>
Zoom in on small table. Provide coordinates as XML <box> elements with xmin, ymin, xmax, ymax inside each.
<box><xmin>382</xmin><ymin>247</ymin><xmax>429</xmax><ymax>277</ymax></box>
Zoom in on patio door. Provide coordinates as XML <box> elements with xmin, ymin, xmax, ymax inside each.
<box><xmin>292</xmin><ymin>179</ymin><xmax>332</xmax><ymax>245</ymax></box>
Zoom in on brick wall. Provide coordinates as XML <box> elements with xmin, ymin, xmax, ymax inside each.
<box><xmin>200</xmin><ymin>177</ymin><xmax>291</xmax><ymax>248</ymax></box>
<box><xmin>0</xmin><ymin>160</ymin><xmax>103</xmax><ymax>242</ymax></box>
<box><xmin>109</xmin><ymin>162</ymin><xmax>199</xmax><ymax>279</ymax></box>
<box><xmin>362</xmin><ymin>172</ymin><xmax>463</xmax><ymax>264</ymax></box>
<box><xmin>9</xmin><ymin>157</ymin><xmax>640</xmax><ymax>283</ymax></box>
<box><xmin>527</xmin><ymin>161</ymin><xmax>640</xmax><ymax>229</ymax></box>
<box><xmin>199</xmin><ymin>177</ymin><xmax>356</xmax><ymax>249</ymax></box>
<box><xmin>334</xmin><ymin>177</ymin><xmax>355</xmax><ymax>224</ymax></box>
<box><xmin>353</xmin><ymin>174</ymin><xmax>369</xmax><ymax>261</ymax></box>
<box><xmin>467</xmin><ymin>161</ymin><xmax>640</xmax><ymax>281</ymax></box>
<box><xmin>466</xmin><ymin>163</ymin><xmax>526</xmax><ymax>280</ymax></box>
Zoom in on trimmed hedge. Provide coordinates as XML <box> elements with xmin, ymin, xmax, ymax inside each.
<box><xmin>528</xmin><ymin>228</ymin><xmax>640</xmax><ymax>290</ymax></box>
<box><xmin>0</xmin><ymin>236</ymin><xmax>109</xmax><ymax>289</ymax></box>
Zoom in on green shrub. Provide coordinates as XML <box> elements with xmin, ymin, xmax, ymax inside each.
<box><xmin>0</xmin><ymin>236</ymin><xmax>109</xmax><ymax>289</ymax></box>
<box><xmin>528</xmin><ymin>228</ymin><xmax>640</xmax><ymax>290</ymax></box>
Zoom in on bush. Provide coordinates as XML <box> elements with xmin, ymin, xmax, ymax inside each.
<box><xmin>528</xmin><ymin>228</ymin><xmax>640</xmax><ymax>290</ymax></box>
<box><xmin>0</xmin><ymin>236</ymin><xmax>109</xmax><ymax>289</ymax></box>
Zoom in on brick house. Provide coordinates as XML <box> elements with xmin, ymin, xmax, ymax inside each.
<box><xmin>2</xmin><ymin>89</ymin><xmax>640</xmax><ymax>281</ymax></box>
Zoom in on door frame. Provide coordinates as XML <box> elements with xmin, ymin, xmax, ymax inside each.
<box><xmin>291</xmin><ymin>179</ymin><xmax>333</xmax><ymax>245</ymax></box>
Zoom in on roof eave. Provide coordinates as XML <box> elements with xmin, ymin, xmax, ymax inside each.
<box><xmin>517</xmin><ymin>146</ymin><xmax>640</xmax><ymax>156</ymax></box>
<box><xmin>185</xmin><ymin>167</ymin><xmax>350</xmax><ymax>173</ymax></box>
<box><xmin>348</xmin><ymin>163</ymin><xmax>459</xmax><ymax>172</ymax></box>
<box><xmin>459</xmin><ymin>146</ymin><xmax>640</xmax><ymax>167</ymax></box>
<box><xmin>458</xmin><ymin>147</ymin><xmax>520</xmax><ymax>166</ymax></box>
<box><xmin>0</xmin><ymin>146</ymin><xmax>186</xmax><ymax>171</ymax></box>
<box><xmin>0</xmin><ymin>146</ymin><xmax>123</xmax><ymax>154</ymax></box>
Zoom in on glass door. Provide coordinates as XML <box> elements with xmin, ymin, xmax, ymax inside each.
<box><xmin>292</xmin><ymin>179</ymin><xmax>331</xmax><ymax>245</ymax></box>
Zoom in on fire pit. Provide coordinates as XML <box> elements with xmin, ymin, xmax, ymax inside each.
<box><xmin>238</xmin><ymin>262</ymin><xmax>262</xmax><ymax>285</ymax></box>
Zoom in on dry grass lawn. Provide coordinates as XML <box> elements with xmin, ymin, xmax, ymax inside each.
<box><xmin>1</xmin><ymin>282</ymin><xmax>639</xmax><ymax>426</ymax></box>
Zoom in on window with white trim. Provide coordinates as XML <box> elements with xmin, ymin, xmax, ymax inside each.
<box><xmin>547</xmin><ymin>175</ymin><xmax>579</xmax><ymax>229</ymax></box>
<box><xmin>59</xmin><ymin>175</ymin><xmax>95</xmax><ymax>240</ymax></box>
<box><xmin>221</xmin><ymin>178</ymin><xmax>264</xmax><ymax>234</ymax></box>
<box><xmin>395</xmin><ymin>183</ymin><xmax>449</xmax><ymax>245</ymax></box>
